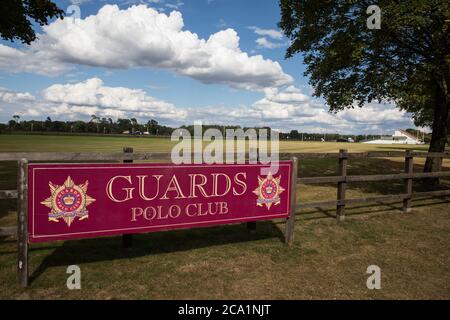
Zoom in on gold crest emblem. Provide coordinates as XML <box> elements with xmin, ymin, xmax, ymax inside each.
<box><xmin>253</xmin><ymin>172</ymin><xmax>284</xmax><ymax>210</ymax></box>
<box><xmin>41</xmin><ymin>176</ymin><xmax>95</xmax><ymax>227</ymax></box>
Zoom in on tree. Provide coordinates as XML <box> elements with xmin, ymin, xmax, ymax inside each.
<box><xmin>0</xmin><ymin>0</ymin><xmax>64</xmax><ymax>44</ymax></box>
<box><xmin>9</xmin><ymin>114</ymin><xmax>20</xmax><ymax>131</ymax></box>
<box><xmin>117</xmin><ymin>118</ymin><xmax>132</xmax><ymax>133</ymax></box>
<box><xmin>289</xmin><ymin>129</ymin><xmax>300</xmax><ymax>139</ymax></box>
<box><xmin>279</xmin><ymin>1</ymin><xmax>449</xmax><ymax>175</ymax></box>
<box><xmin>130</xmin><ymin>118</ymin><xmax>138</xmax><ymax>133</ymax></box>
<box><xmin>44</xmin><ymin>116</ymin><xmax>52</xmax><ymax>131</ymax></box>
<box><xmin>147</xmin><ymin>119</ymin><xmax>159</xmax><ymax>134</ymax></box>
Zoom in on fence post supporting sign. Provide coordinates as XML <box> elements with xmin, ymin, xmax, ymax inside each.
<box><xmin>336</xmin><ymin>149</ymin><xmax>348</xmax><ymax>222</ymax></box>
<box><xmin>403</xmin><ymin>150</ymin><xmax>413</xmax><ymax>213</ymax></box>
<box><xmin>285</xmin><ymin>156</ymin><xmax>298</xmax><ymax>245</ymax></box>
<box><xmin>122</xmin><ymin>147</ymin><xmax>134</xmax><ymax>248</ymax></box>
<box><xmin>17</xmin><ymin>158</ymin><xmax>28</xmax><ymax>287</ymax></box>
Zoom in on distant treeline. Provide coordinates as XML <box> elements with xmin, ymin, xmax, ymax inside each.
<box><xmin>1</xmin><ymin>116</ymin><xmax>174</xmax><ymax>136</ymax></box>
<box><xmin>0</xmin><ymin>116</ymin><xmax>431</xmax><ymax>142</ymax></box>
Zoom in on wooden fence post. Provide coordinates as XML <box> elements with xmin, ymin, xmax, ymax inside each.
<box><xmin>336</xmin><ymin>149</ymin><xmax>348</xmax><ymax>222</ymax></box>
<box><xmin>122</xmin><ymin>147</ymin><xmax>133</xmax><ymax>248</ymax></box>
<box><xmin>17</xmin><ymin>158</ymin><xmax>28</xmax><ymax>287</ymax></box>
<box><xmin>247</xmin><ymin>147</ymin><xmax>258</xmax><ymax>232</ymax></box>
<box><xmin>285</xmin><ymin>156</ymin><xmax>298</xmax><ymax>245</ymax></box>
<box><xmin>403</xmin><ymin>150</ymin><xmax>413</xmax><ymax>213</ymax></box>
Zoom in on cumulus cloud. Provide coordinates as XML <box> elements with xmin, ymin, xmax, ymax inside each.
<box><xmin>185</xmin><ymin>86</ymin><xmax>413</xmax><ymax>133</ymax></box>
<box><xmin>0</xmin><ymin>78</ymin><xmax>185</xmax><ymax>122</ymax></box>
<box><xmin>0</xmin><ymin>87</ymin><xmax>36</xmax><ymax>104</ymax></box>
<box><xmin>249</xmin><ymin>27</ymin><xmax>286</xmax><ymax>49</ymax></box>
<box><xmin>41</xmin><ymin>77</ymin><xmax>187</xmax><ymax>120</ymax></box>
<box><xmin>0</xmin><ymin>4</ymin><xmax>292</xmax><ymax>91</ymax></box>
<box><xmin>336</xmin><ymin>102</ymin><xmax>408</xmax><ymax>124</ymax></box>
<box><xmin>0</xmin><ymin>79</ymin><xmax>414</xmax><ymax>134</ymax></box>
<box><xmin>0</xmin><ymin>88</ymin><xmax>39</xmax><ymax>118</ymax></box>
<box><xmin>69</xmin><ymin>0</ymin><xmax>92</xmax><ymax>4</ymax></box>
<box><xmin>164</xmin><ymin>0</ymin><xmax>184</xmax><ymax>10</ymax></box>
<box><xmin>255</xmin><ymin>37</ymin><xmax>284</xmax><ymax>49</ymax></box>
<box><xmin>248</xmin><ymin>27</ymin><xmax>283</xmax><ymax>40</ymax></box>
<box><xmin>0</xmin><ymin>44</ymin><xmax>67</xmax><ymax>76</ymax></box>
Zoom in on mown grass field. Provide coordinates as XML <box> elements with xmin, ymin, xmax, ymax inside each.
<box><xmin>0</xmin><ymin>134</ymin><xmax>449</xmax><ymax>299</ymax></box>
<box><xmin>0</xmin><ymin>133</ymin><xmax>432</xmax><ymax>153</ymax></box>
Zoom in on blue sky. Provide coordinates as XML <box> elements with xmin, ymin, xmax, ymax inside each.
<box><xmin>0</xmin><ymin>0</ymin><xmax>416</xmax><ymax>134</ymax></box>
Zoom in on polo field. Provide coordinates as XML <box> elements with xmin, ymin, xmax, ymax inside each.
<box><xmin>0</xmin><ymin>134</ymin><xmax>449</xmax><ymax>299</ymax></box>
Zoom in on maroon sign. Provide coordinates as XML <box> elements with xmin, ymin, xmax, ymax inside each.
<box><xmin>28</xmin><ymin>162</ymin><xmax>292</xmax><ymax>243</ymax></box>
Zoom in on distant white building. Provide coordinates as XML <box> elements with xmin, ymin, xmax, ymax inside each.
<box><xmin>363</xmin><ymin>129</ymin><xmax>424</xmax><ymax>145</ymax></box>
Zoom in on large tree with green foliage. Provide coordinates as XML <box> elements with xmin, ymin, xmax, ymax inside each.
<box><xmin>0</xmin><ymin>0</ymin><xmax>64</xmax><ymax>44</ymax></box>
<box><xmin>279</xmin><ymin>0</ymin><xmax>449</xmax><ymax>174</ymax></box>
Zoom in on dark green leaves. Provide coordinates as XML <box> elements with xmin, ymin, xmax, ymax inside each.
<box><xmin>0</xmin><ymin>0</ymin><xmax>64</xmax><ymax>45</ymax></box>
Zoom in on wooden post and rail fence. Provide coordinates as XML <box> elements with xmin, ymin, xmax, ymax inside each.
<box><xmin>0</xmin><ymin>148</ymin><xmax>449</xmax><ymax>287</ymax></box>
<box><xmin>1</xmin><ymin>148</ymin><xmax>450</xmax><ymax>239</ymax></box>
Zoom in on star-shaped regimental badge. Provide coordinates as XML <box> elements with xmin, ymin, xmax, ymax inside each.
<box><xmin>41</xmin><ymin>176</ymin><xmax>95</xmax><ymax>227</ymax></box>
<box><xmin>253</xmin><ymin>172</ymin><xmax>284</xmax><ymax>210</ymax></box>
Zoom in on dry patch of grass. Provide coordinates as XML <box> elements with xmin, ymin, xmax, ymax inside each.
<box><xmin>0</xmin><ymin>198</ymin><xmax>449</xmax><ymax>299</ymax></box>
<box><xmin>0</xmin><ymin>135</ymin><xmax>449</xmax><ymax>299</ymax></box>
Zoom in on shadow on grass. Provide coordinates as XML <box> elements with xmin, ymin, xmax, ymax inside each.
<box><xmin>313</xmin><ymin>207</ymin><xmax>337</xmax><ymax>219</ymax></box>
<box><xmin>0</xmin><ymin>162</ymin><xmax>17</xmax><ymax>190</ymax></box>
<box><xmin>373</xmin><ymin>145</ymin><xmax>429</xmax><ymax>152</ymax></box>
<box><xmin>29</xmin><ymin>220</ymin><xmax>284</xmax><ymax>284</ymax></box>
<box><xmin>0</xmin><ymin>236</ymin><xmax>13</xmax><ymax>244</ymax></box>
<box><xmin>299</xmin><ymin>157</ymin><xmax>450</xmax><ymax>197</ymax></box>
<box><xmin>295</xmin><ymin>197</ymin><xmax>450</xmax><ymax>221</ymax></box>
<box><xmin>0</xmin><ymin>200</ymin><xmax>15</xmax><ymax>220</ymax></box>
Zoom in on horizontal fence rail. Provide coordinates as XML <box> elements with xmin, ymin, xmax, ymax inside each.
<box><xmin>297</xmin><ymin>149</ymin><xmax>450</xmax><ymax>219</ymax></box>
<box><xmin>0</xmin><ymin>226</ymin><xmax>15</xmax><ymax>237</ymax></box>
<box><xmin>297</xmin><ymin>190</ymin><xmax>450</xmax><ymax>210</ymax></box>
<box><xmin>0</xmin><ymin>149</ymin><xmax>449</xmax><ymax>236</ymax></box>
<box><xmin>0</xmin><ymin>151</ymin><xmax>448</xmax><ymax>161</ymax></box>
<box><xmin>298</xmin><ymin>171</ymin><xmax>450</xmax><ymax>184</ymax></box>
<box><xmin>0</xmin><ymin>190</ymin><xmax>17</xmax><ymax>199</ymax></box>
<box><xmin>281</xmin><ymin>151</ymin><xmax>450</xmax><ymax>159</ymax></box>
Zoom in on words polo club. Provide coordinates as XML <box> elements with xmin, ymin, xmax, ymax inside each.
<box><xmin>106</xmin><ymin>171</ymin><xmax>248</xmax><ymax>221</ymax></box>
<box><xmin>28</xmin><ymin>162</ymin><xmax>292</xmax><ymax>242</ymax></box>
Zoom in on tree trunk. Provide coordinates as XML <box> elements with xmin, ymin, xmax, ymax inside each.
<box><xmin>423</xmin><ymin>78</ymin><xmax>449</xmax><ymax>183</ymax></box>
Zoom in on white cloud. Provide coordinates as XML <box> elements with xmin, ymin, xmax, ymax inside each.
<box><xmin>336</xmin><ymin>102</ymin><xmax>408</xmax><ymax>124</ymax></box>
<box><xmin>0</xmin><ymin>88</ymin><xmax>36</xmax><ymax>103</ymax></box>
<box><xmin>41</xmin><ymin>77</ymin><xmax>187</xmax><ymax>121</ymax></box>
<box><xmin>118</xmin><ymin>0</ymin><xmax>164</xmax><ymax>5</ymax></box>
<box><xmin>0</xmin><ymin>44</ymin><xmax>67</xmax><ymax>76</ymax></box>
<box><xmin>248</xmin><ymin>27</ymin><xmax>284</xmax><ymax>40</ymax></box>
<box><xmin>215</xmin><ymin>18</ymin><xmax>227</xmax><ymax>28</ymax></box>
<box><xmin>69</xmin><ymin>0</ymin><xmax>92</xmax><ymax>5</ymax></box>
<box><xmin>255</xmin><ymin>37</ymin><xmax>284</xmax><ymax>49</ymax></box>
<box><xmin>165</xmin><ymin>0</ymin><xmax>184</xmax><ymax>10</ymax></box>
<box><xmin>0</xmin><ymin>88</ymin><xmax>39</xmax><ymax>119</ymax></box>
<box><xmin>0</xmin><ymin>4</ymin><xmax>292</xmax><ymax>91</ymax></box>
<box><xmin>0</xmin><ymin>78</ymin><xmax>185</xmax><ymax>122</ymax></box>
<box><xmin>250</xmin><ymin>27</ymin><xmax>286</xmax><ymax>50</ymax></box>
<box><xmin>0</xmin><ymin>79</ymin><xmax>414</xmax><ymax>134</ymax></box>
<box><xmin>185</xmin><ymin>87</ymin><xmax>413</xmax><ymax>133</ymax></box>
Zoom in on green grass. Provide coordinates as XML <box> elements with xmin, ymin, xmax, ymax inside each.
<box><xmin>0</xmin><ymin>134</ymin><xmax>449</xmax><ymax>299</ymax></box>
<box><xmin>1</xmin><ymin>202</ymin><xmax>449</xmax><ymax>299</ymax></box>
<box><xmin>0</xmin><ymin>134</ymin><xmax>177</xmax><ymax>153</ymax></box>
<box><xmin>0</xmin><ymin>133</ymin><xmax>434</xmax><ymax>153</ymax></box>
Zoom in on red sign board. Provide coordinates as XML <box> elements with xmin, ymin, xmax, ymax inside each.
<box><xmin>28</xmin><ymin>162</ymin><xmax>292</xmax><ymax>243</ymax></box>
